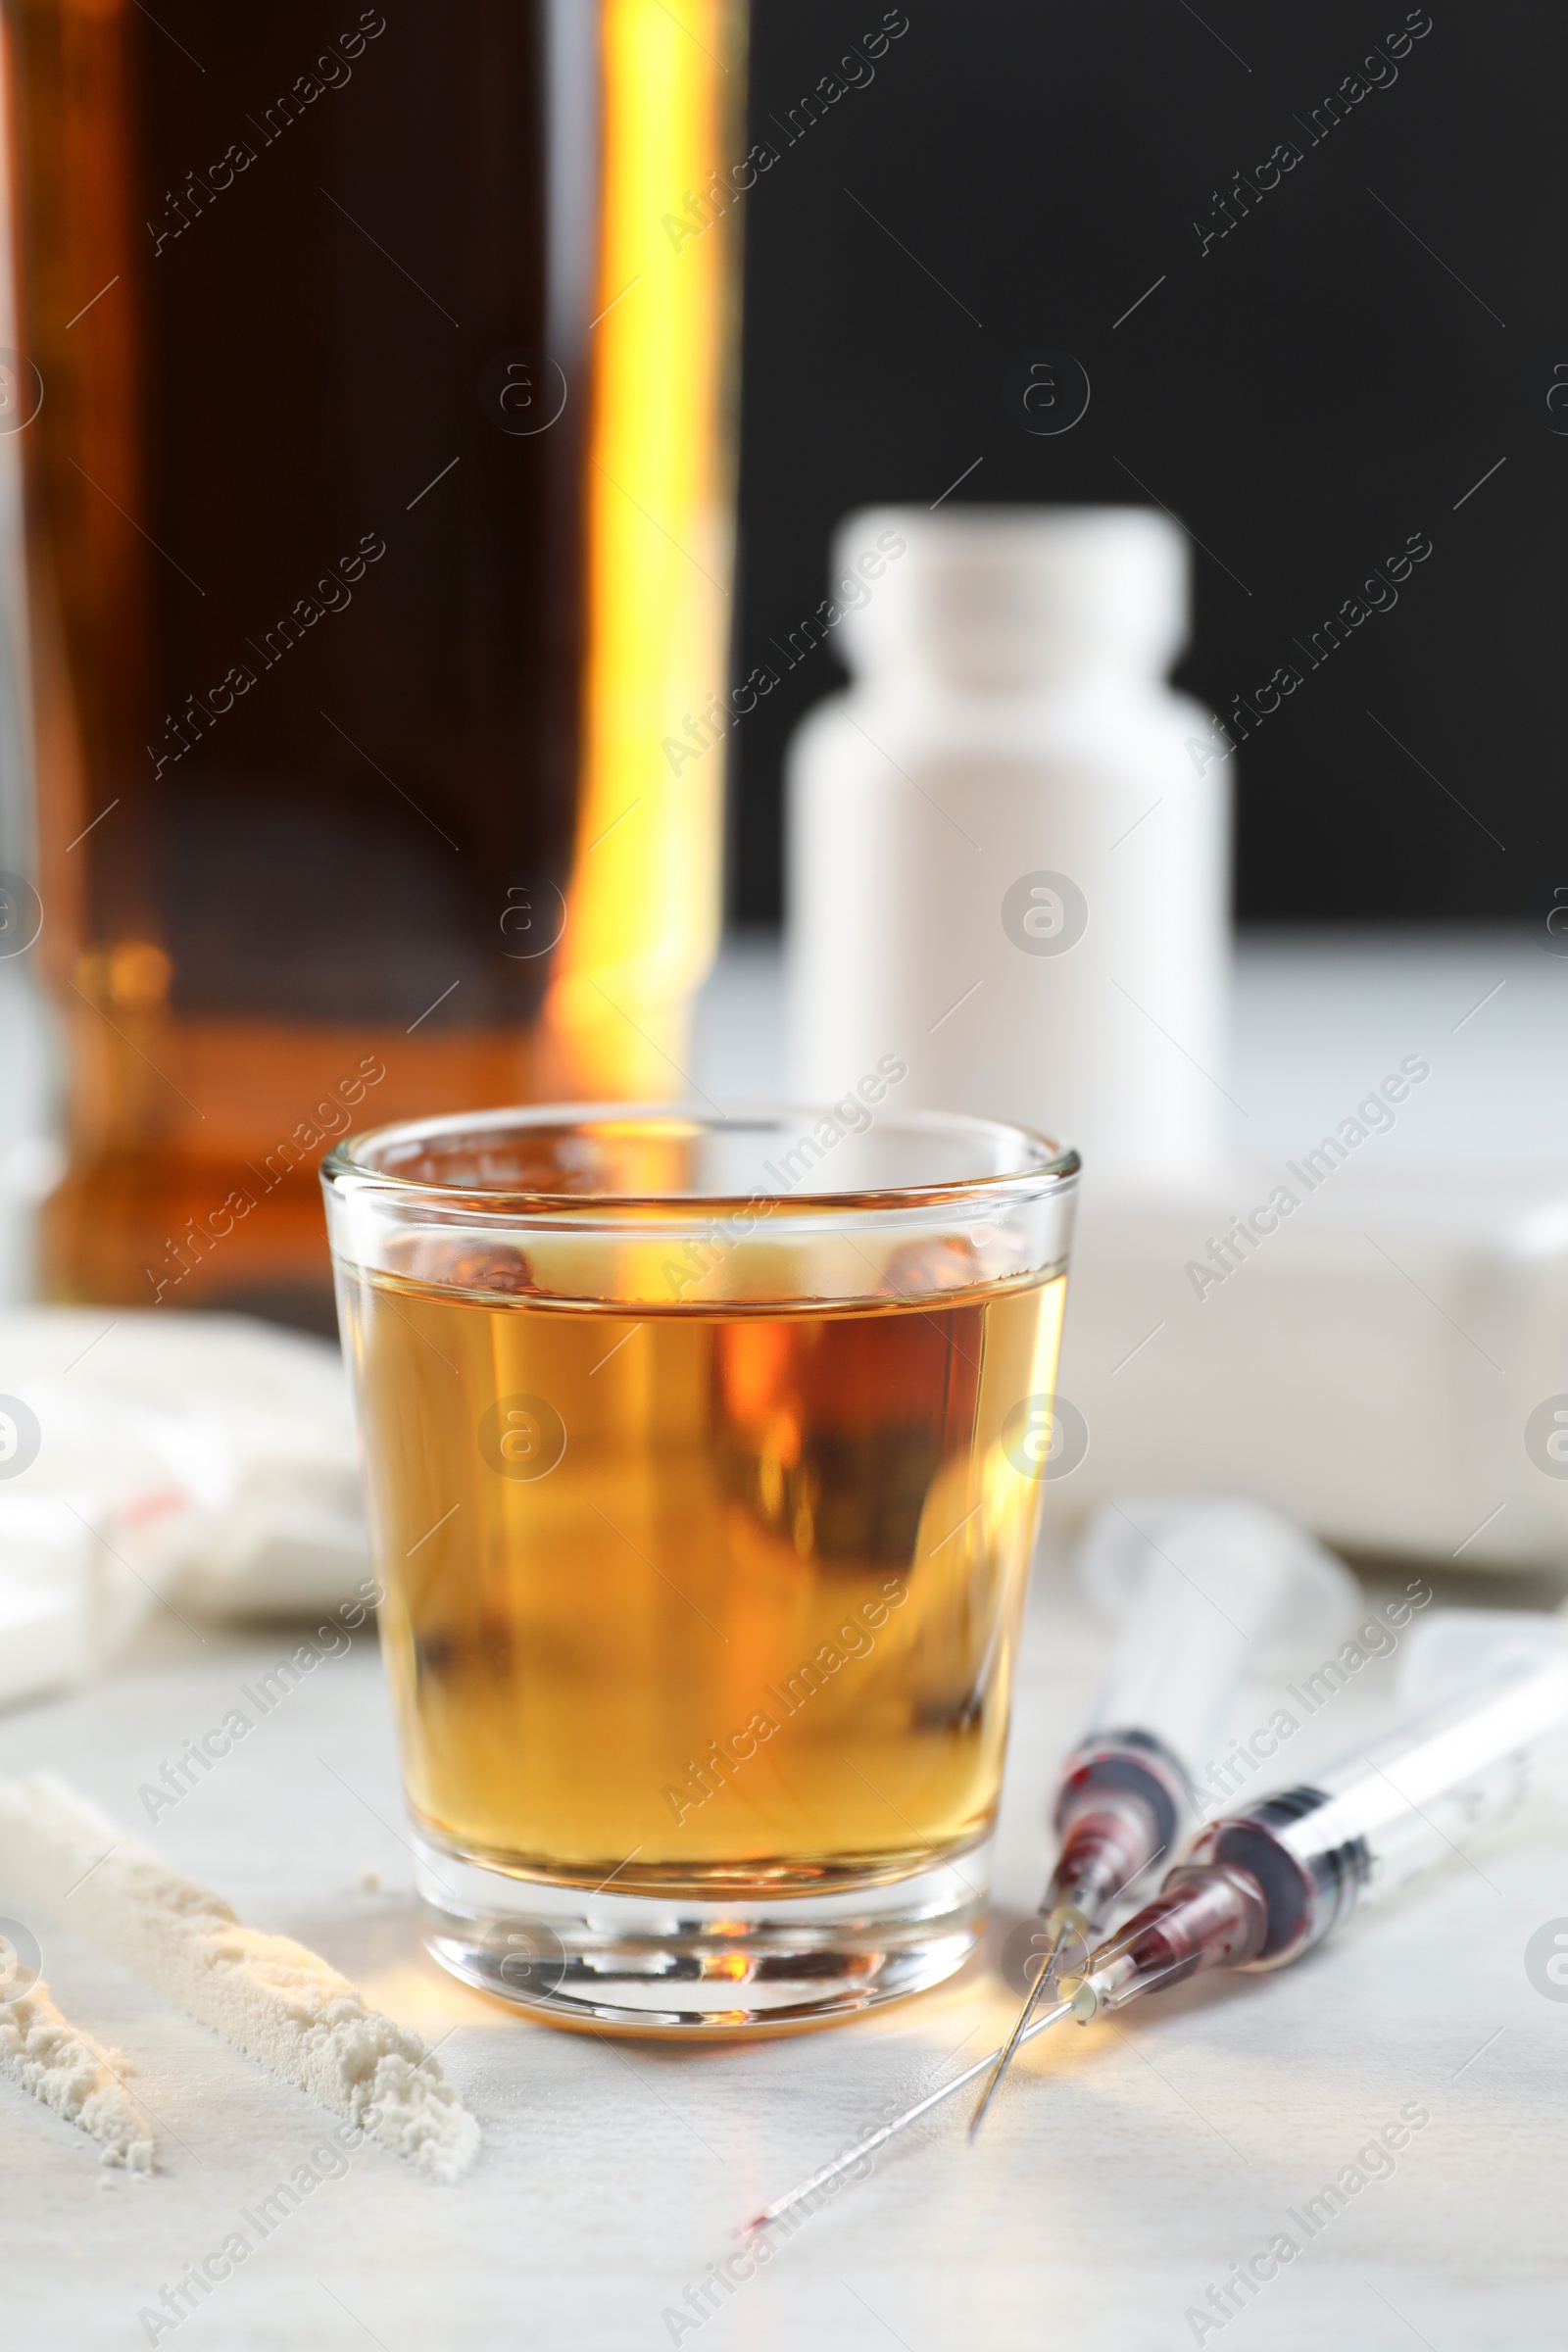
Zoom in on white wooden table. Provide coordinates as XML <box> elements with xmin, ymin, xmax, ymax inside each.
<box><xmin>2</xmin><ymin>932</ymin><xmax>1566</xmax><ymax>2347</ymax></box>
<box><xmin>1</xmin><ymin>1554</ymin><xmax>1564</xmax><ymax>2352</ymax></box>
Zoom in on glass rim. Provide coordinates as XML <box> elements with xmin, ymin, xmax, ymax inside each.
<box><xmin>321</xmin><ymin>1101</ymin><xmax>1080</xmax><ymax>1217</ymax></box>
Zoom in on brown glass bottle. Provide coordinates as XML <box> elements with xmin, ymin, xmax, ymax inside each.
<box><xmin>1</xmin><ymin>0</ymin><xmax>742</xmax><ymax>1326</ymax></box>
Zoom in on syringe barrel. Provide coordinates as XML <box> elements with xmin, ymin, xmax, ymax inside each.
<box><xmin>1191</xmin><ymin>1643</ymin><xmax>1568</xmax><ymax>1970</ymax></box>
<box><xmin>1080</xmin><ymin>1502</ymin><xmax>1344</xmax><ymax>1775</ymax></box>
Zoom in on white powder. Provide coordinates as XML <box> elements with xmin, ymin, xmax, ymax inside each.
<box><xmin>0</xmin><ymin>1775</ymin><xmax>477</xmax><ymax>2181</ymax></box>
<box><xmin>0</xmin><ymin>1976</ymin><xmax>154</xmax><ymax>2169</ymax></box>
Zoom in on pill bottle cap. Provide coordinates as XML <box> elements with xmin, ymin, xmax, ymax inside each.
<box><xmin>832</xmin><ymin>504</ymin><xmax>1188</xmax><ymax>690</ymax></box>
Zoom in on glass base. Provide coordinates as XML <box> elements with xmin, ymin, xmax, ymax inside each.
<box><xmin>415</xmin><ymin>1832</ymin><xmax>991</xmax><ymax>2035</ymax></box>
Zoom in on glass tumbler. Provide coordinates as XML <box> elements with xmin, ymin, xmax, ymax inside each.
<box><xmin>323</xmin><ymin>1103</ymin><xmax>1078</xmax><ymax>2034</ymax></box>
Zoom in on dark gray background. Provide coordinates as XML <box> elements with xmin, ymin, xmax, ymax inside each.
<box><xmin>727</xmin><ymin>2</ymin><xmax>1562</xmax><ymax>932</ymax></box>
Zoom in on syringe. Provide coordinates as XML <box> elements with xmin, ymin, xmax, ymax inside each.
<box><xmin>1054</xmin><ymin>1629</ymin><xmax>1568</xmax><ymax>2022</ymax></box>
<box><xmin>744</xmin><ymin>1621</ymin><xmax>1568</xmax><ymax>2236</ymax></box>
<box><xmin>969</xmin><ymin>1497</ymin><xmax>1356</xmax><ymax>2132</ymax></box>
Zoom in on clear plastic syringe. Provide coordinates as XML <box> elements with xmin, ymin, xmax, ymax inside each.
<box><xmin>1048</xmin><ymin>1631</ymin><xmax>1568</xmax><ymax>2025</ymax></box>
<box><xmin>743</xmin><ymin>1624</ymin><xmax>1568</xmax><ymax>2236</ymax></box>
<box><xmin>970</xmin><ymin>1498</ymin><xmax>1355</xmax><ymax>2132</ymax></box>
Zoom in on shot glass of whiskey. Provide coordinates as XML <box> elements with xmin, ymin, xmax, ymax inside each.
<box><xmin>323</xmin><ymin>1104</ymin><xmax>1078</xmax><ymax>2034</ymax></box>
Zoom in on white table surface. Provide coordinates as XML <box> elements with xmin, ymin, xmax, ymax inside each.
<box><xmin>2</xmin><ymin>1561</ymin><xmax>1564</xmax><ymax>2352</ymax></box>
<box><xmin>4</xmin><ymin>930</ymin><xmax>1567</xmax><ymax>2348</ymax></box>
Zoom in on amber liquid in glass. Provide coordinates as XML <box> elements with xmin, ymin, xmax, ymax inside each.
<box><xmin>341</xmin><ymin>1268</ymin><xmax>1066</xmax><ymax>1890</ymax></box>
<box><xmin>3</xmin><ymin>1</ymin><xmax>738</xmax><ymax>1320</ymax></box>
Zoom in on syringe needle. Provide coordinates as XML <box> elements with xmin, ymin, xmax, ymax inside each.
<box><xmin>739</xmin><ymin>1993</ymin><xmax>1074</xmax><ymax>2237</ymax></box>
<box><xmin>967</xmin><ymin>1919</ymin><xmax>1069</xmax><ymax>2140</ymax></box>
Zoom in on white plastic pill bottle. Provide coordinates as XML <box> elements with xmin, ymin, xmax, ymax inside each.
<box><xmin>785</xmin><ymin>506</ymin><xmax>1233</xmax><ymax>1181</ymax></box>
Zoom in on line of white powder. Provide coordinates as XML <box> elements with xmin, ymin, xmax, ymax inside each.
<box><xmin>0</xmin><ymin>1775</ymin><xmax>477</xmax><ymax>2181</ymax></box>
<box><xmin>0</xmin><ymin>1975</ymin><xmax>155</xmax><ymax>2169</ymax></box>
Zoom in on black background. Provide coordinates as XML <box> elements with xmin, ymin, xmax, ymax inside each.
<box><xmin>727</xmin><ymin>1</ymin><xmax>1566</xmax><ymax>931</ymax></box>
